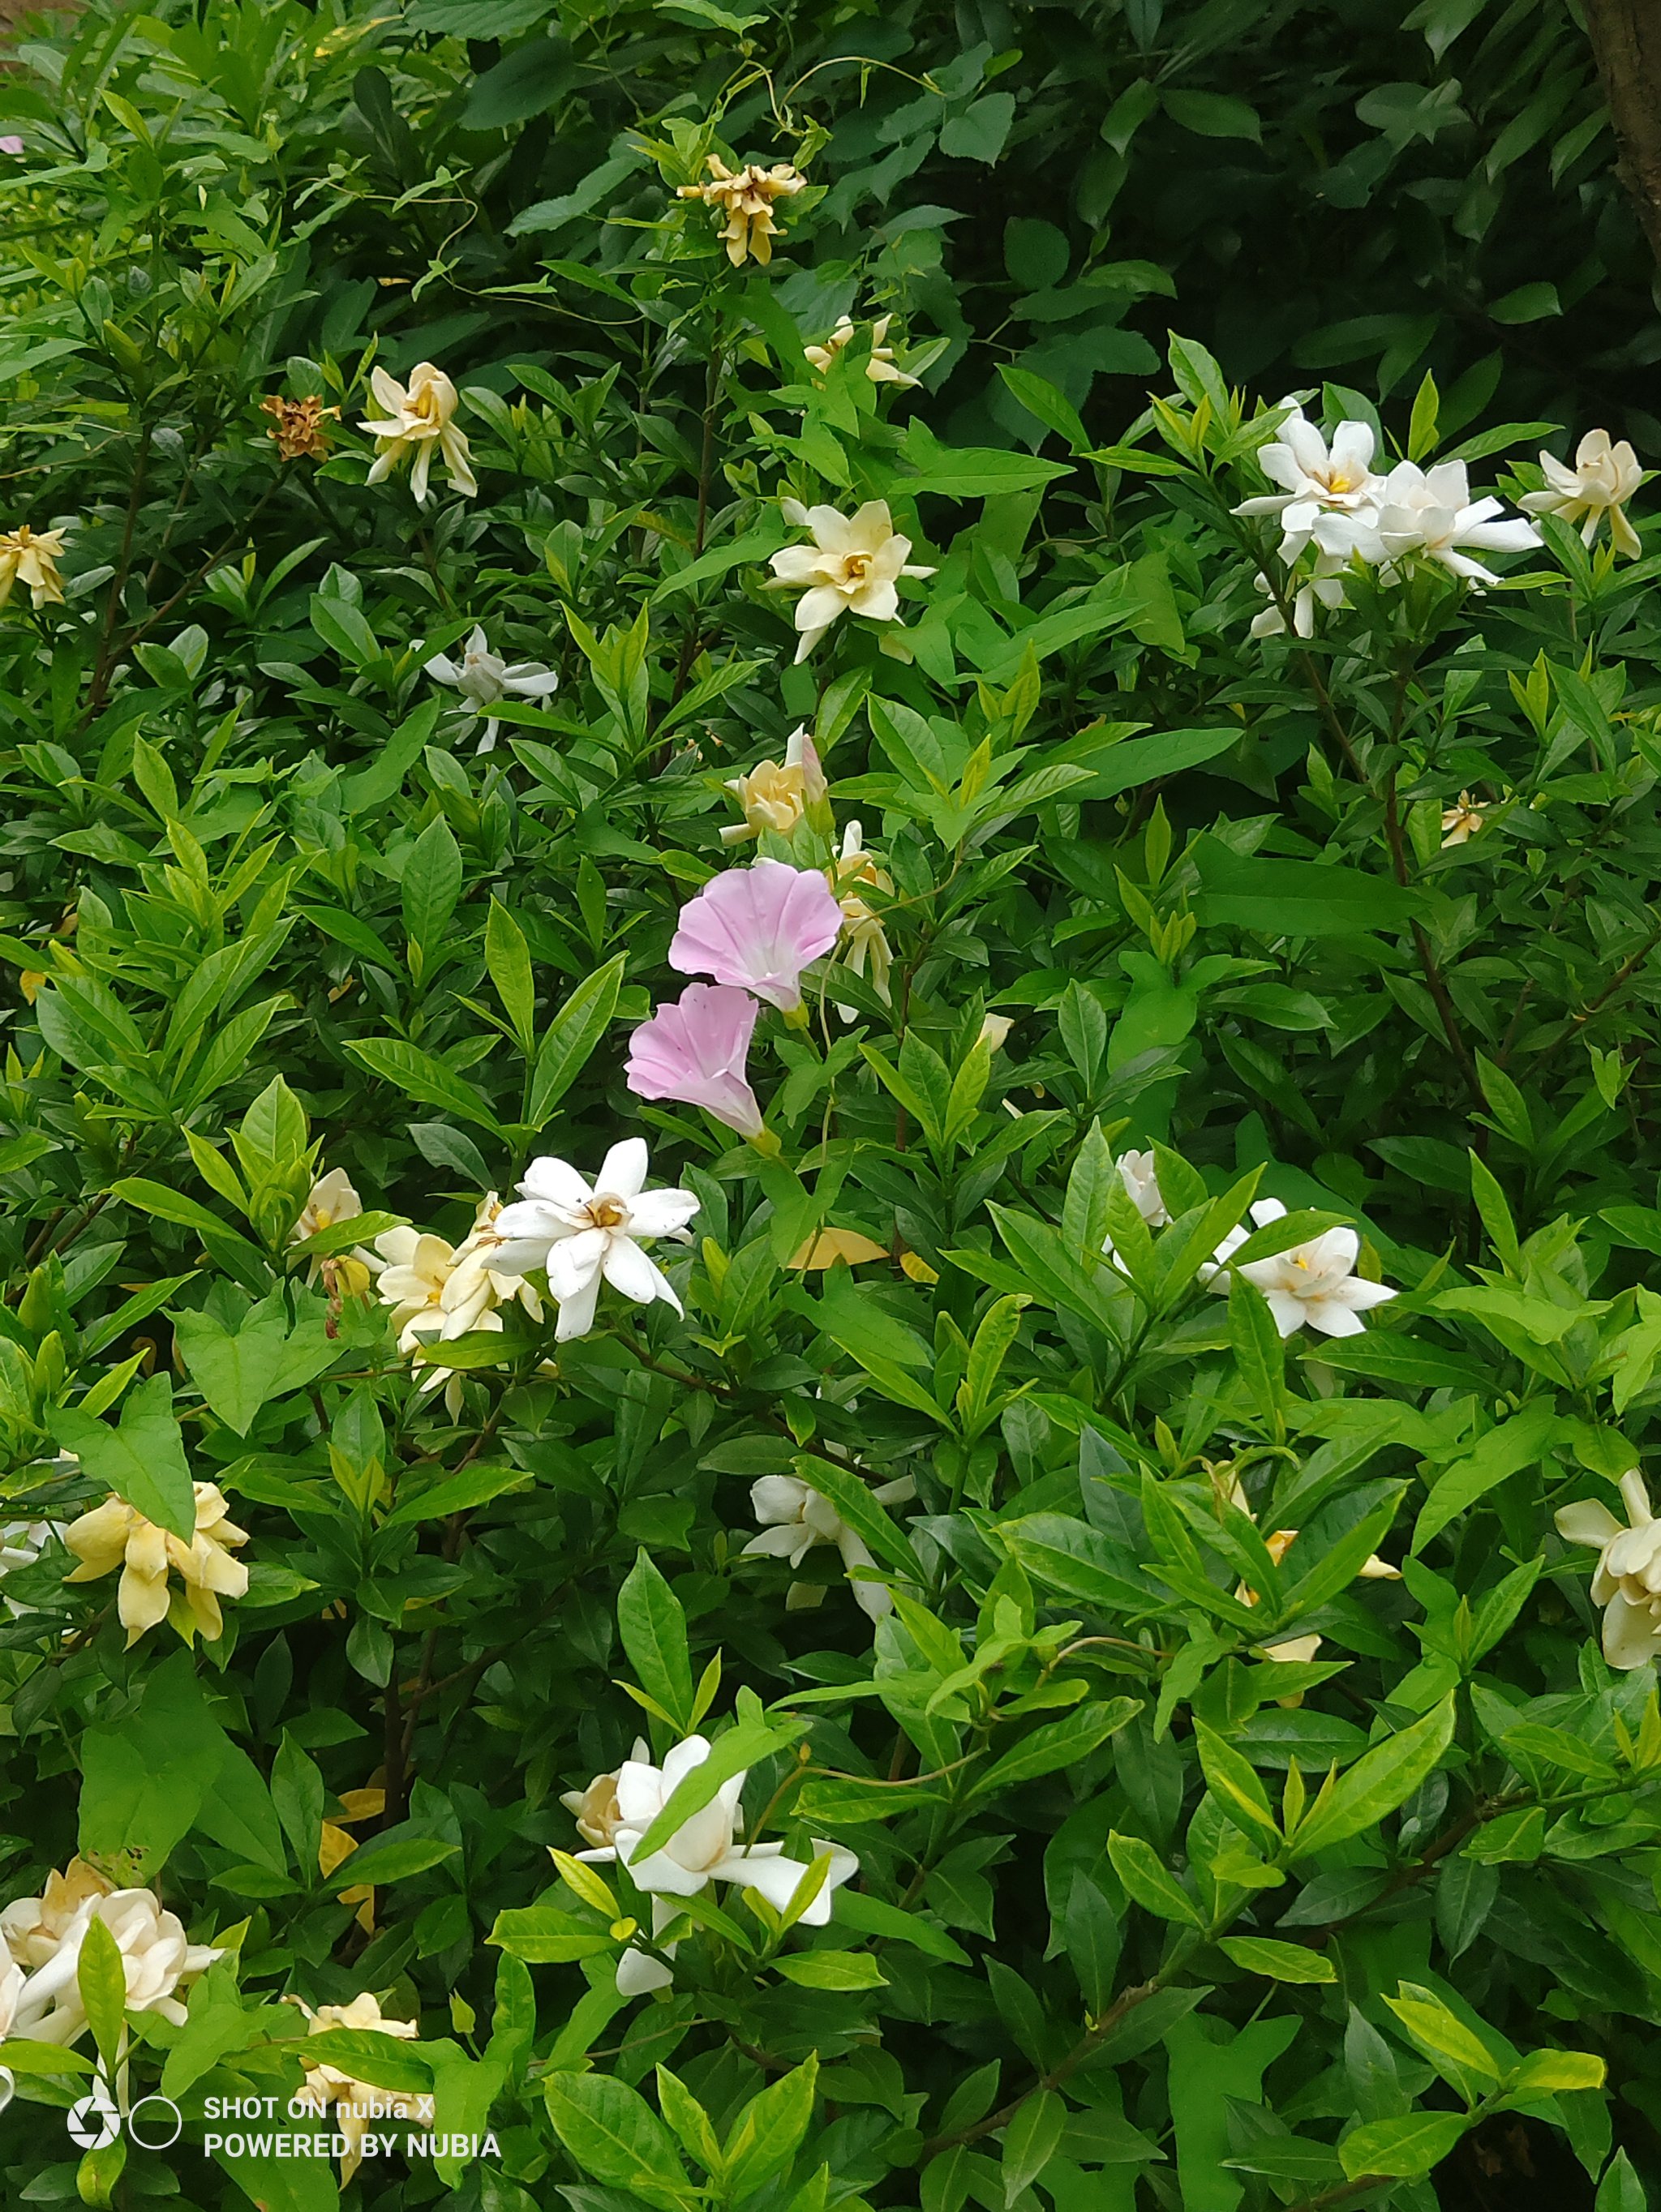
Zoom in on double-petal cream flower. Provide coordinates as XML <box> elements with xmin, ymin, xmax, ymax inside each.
<box><xmin>804</xmin><ymin>315</ymin><xmax>920</xmax><ymax>388</ymax></box>
<box><xmin>1520</xmin><ymin>429</ymin><xmax>1642</xmax><ymax>559</ymax></box>
<box><xmin>743</xmin><ymin>1472</ymin><xmax>915</xmax><ymax>1620</ymax></box>
<box><xmin>677</xmin><ymin>156</ymin><xmax>805</xmax><ymax>266</ymax></box>
<box><xmin>290</xmin><ymin>1993</ymin><xmax>434</xmax><ymax>2180</ymax></box>
<box><xmin>1556</xmin><ymin>1471</ymin><xmax>1661</xmax><ymax>1670</ymax></box>
<box><xmin>490</xmin><ymin>1139</ymin><xmax>699</xmax><ymax>1341</ymax></box>
<box><xmin>572</xmin><ymin>1733</ymin><xmax>858</xmax><ymax>1994</ymax></box>
<box><xmin>1208</xmin><ymin>1198</ymin><xmax>1397</xmax><ymax>1340</ymax></box>
<box><xmin>0</xmin><ymin>1866</ymin><xmax>221</xmax><ymax>2046</ymax></box>
<box><xmin>374</xmin><ymin>1194</ymin><xmax>543</xmax><ymax>1411</ymax></box>
<box><xmin>358</xmin><ymin>362</ymin><xmax>478</xmax><ymax>505</ymax></box>
<box><xmin>769</xmin><ymin>499</ymin><xmax>935</xmax><ymax>662</ymax></box>
<box><xmin>64</xmin><ymin>1483</ymin><xmax>250</xmax><ymax>1646</ymax></box>
<box><xmin>0</xmin><ymin>525</ymin><xmax>67</xmax><ymax>610</ymax></box>
<box><xmin>424</xmin><ymin>625</ymin><xmax>559</xmax><ymax>752</ymax></box>
<box><xmin>1234</xmin><ymin>410</ymin><xmax>1386</xmax><ymax>560</ymax></box>
<box><xmin>1228</xmin><ymin>1481</ymin><xmax>1399</xmax><ymax>1670</ymax></box>
<box><xmin>721</xmin><ymin>726</ymin><xmax>826</xmax><ymax>845</ymax></box>
<box><xmin>1375</xmin><ymin>459</ymin><xmax>1539</xmax><ymax>583</ymax></box>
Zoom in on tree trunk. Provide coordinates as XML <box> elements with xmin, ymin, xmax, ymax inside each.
<box><xmin>1582</xmin><ymin>0</ymin><xmax>1661</xmax><ymax>269</ymax></box>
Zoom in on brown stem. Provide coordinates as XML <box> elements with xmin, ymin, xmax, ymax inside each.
<box><xmin>1581</xmin><ymin>0</ymin><xmax>1661</xmax><ymax>268</ymax></box>
<box><xmin>1283</xmin><ymin>2178</ymin><xmax>1391</xmax><ymax>2212</ymax></box>
<box><xmin>1380</xmin><ymin>766</ymin><xmax>1481</xmax><ymax>1096</ymax></box>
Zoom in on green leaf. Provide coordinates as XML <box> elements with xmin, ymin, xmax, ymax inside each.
<box><xmin>76</xmin><ymin>1911</ymin><xmax>128</xmax><ymax>2073</ymax></box>
<box><xmin>486</xmin><ymin>898</ymin><xmax>536</xmax><ymax>1053</ymax></box>
<box><xmin>997</xmin><ymin>366</ymin><xmax>1088</xmax><ymax>452</ymax></box>
<box><xmin>1341</xmin><ymin>2111</ymin><xmax>1469</xmax><ymax>2180</ymax></box>
<box><xmin>173</xmin><ymin>1291</ymin><xmax>338</xmax><ymax>1436</ymax></box>
<box><xmin>1384</xmin><ymin>1986</ymin><xmax>1500</xmax><ymax>2080</ymax></box>
<box><xmin>902</xmin><ymin>418</ymin><xmax>1071</xmax><ymax>498</ymax></box>
<box><xmin>1106</xmin><ymin>1832</ymin><xmax>1204</xmax><ymax>1927</ymax></box>
<box><xmin>1195</xmin><ymin>1721</ymin><xmax>1280</xmax><ymax>1839</ymax></box>
<box><xmin>53</xmin><ymin>1371</ymin><xmax>195</xmax><ymax>1541</ymax></box>
<box><xmin>381</xmin><ymin>1462</ymin><xmax>531</xmax><ymax>1528</ymax></box>
<box><xmin>1191</xmin><ymin>839</ymin><xmax>1423</xmax><ymax>936</ymax></box>
<box><xmin>792</xmin><ymin>1453</ymin><xmax>921</xmax><ymax>1580</ymax></box>
<box><xmin>298</xmin><ymin>2029</ymin><xmax>434</xmax><ymax>2094</ymax></box>
<box><xmin>617</xmin><ymin>1550</ymin><xmax>695</xmax><ymax>1730</ymax></box>
<box><xmin>79</xmin><ymin>1654</ymin><xmax>230</xmax><ymax>1880</ymax></box>
<box><xmin>344</xmin><ymin>1038</ymin><xmax>506</xmax><ymax>1138</ymax></box>
<box><xmin>1507</xmin><ymin>2049</ymin><xmax>1605</xmax><ymax>2094</ymax></box>
<box><xmin>1412</xmin><ymin>1400</ymin><xmax>1564</xmax><ymax>1550</ymax></box>
<box><xmin>324</xmin><ymin>1832</ymin><xmax>458</xmax><ymax>1888</ymax></box>
<box><xmin>1071</xmin><ymin>727</ymin><xmax>1241</xmax><ymax>799</ymax></box>
<box><xmin>488</xmin><ymin>1905</ymin><xmax>612</xmax><ymax>1963</ymax></box>
<box><xmin>543</xmin><ymin>2070</ymin><xmax>692</xmax><ymax>2206</ymax></box>
<box><xmin>1002</xmin><ymin>2089</ymin><xmax>1067</xmax><ymax>2203</ymax></box>
<box><xmin>1217</xmin><ymin>1935</ymin><xmax>1335</xmax><ymax>1983</ymax></box>
<box><xmin>1291</xmin><ymin>1695</ymin><xmax>1456</xmax><ymax>1859</ymax></box>
<box><xmin>722</xmin><ymin>2054</ymin><xmax>818</xmax><ymax>2198</ymax></box>
<box><xmin>1162</xmin><ymin>88</ymin><xmax>1261</xmax><ymax>140</ymax></box>
<box><xmin>527</xmin><ymin>954</ymin><xmax>624</xmax><ymax>1130</ymax></box>
<box><xmin>968</xmin><ymin>1697</ymin><xmax>1140</xmax><ymax>1798</ymax></box>
<box><xmin>770</xmin><ymin>1952</ymin><xmax>886</xmax><ymax>1990</ymax></box>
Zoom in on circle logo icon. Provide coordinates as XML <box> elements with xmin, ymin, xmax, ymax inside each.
<box><xmin>127</xmin><ymin>2094</ymin><xmax>182</xmax><ymax>2151</ymax></box>
<box><xmin>67</xmin><ymin>2081</ymin><xmax>120</xmax><ymax>2150</ymax></box>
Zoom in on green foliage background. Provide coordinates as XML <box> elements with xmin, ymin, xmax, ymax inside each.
<box><xmin>0</xmin><ymin>2</ymin><xmax>1657</xmax><ymax>2210</ymax></box>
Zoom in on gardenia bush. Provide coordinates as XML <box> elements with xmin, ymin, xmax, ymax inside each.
<box><xmin>0</xmin><ymin>4</ymin><xmax>1660</xmax><ymax>2211</ymax></box>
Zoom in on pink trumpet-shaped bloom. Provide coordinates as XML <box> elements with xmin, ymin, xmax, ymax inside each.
<box><xmin>668</xmin><ymin>858</ymin><xmax>843</xmax><ymax>1013</ymax></box>
<box><xmin>626</xmin><ymin>984</ymin><xmax>765</xmax><ymax>1138</ymax></box>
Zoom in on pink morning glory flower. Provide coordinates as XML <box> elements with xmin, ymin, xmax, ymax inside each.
<box><xmin>668</xmin><ymin>858</ymin><xmax>843</xmax><ymax>1013</ymax></box>
<box><xmin>625</xmin><ymin>984</ymin><xmax>764</xmax><ymax>1138</ymax></box>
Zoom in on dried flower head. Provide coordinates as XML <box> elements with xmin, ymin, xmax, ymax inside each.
<box><xmin>260</xmin><ymin>393</ymin><xmax>337</xmax><ymax>461</ymax></box>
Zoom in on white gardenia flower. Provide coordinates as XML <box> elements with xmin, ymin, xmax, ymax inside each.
<box><xmin>1115</xmin><ymin>1150</ymin><xmax>1170</xmax><ymax>1228</ymax></box>
<box><xmin>1519</xmin><ymin>428</ymin><xmax>1642</xmax><ymax>559</ymax></box>
<box><xmin>2</xmin><ymin>1882</ymin><xmax>221</xmax><ymax>2045</ymax></box>
<box><xmin>1376</xmin><ymin>459</ymin><xmax>1539</xmax><ymax>583</ymax></box>
<box><xmin>1208</xmin><ymin>1197</ymin><xmax>1397</xmax><ymax>1340</ymax></box>
<box><xmin>1234</xmin><ymin>409</ymin><xmax>1387</xmax><ymax>560</ymax></box>
<box><xmin>1555</xmin><ymin>1471</ymin><xmax>1661</xmax><ymax>1670</ymax></box>
<box><xmin>424</xmin><ymin>625</ymin><xmax>559</xmax><ymax>752</ymax></box>
<box><xmin>573</xmin><ymin>1734</ymin><xmax>859</xmax><ymax>1995</ymax></box>
<box><xmin>490</xmin><ymin>1138</ymin><xmax>698</xmax><ymax>1341</ymax></box>
<box><xmin>744</xmin><ymin>1473</ymin><xmax>916</xmax><ymax>1619</ymax></box>
<box><xmin>1249</xmin><ymin>551</ymin><xmax>1350</xmax><ymax>641</ymax></box>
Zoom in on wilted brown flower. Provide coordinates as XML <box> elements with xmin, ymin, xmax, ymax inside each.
<box><xmin>677</xmin><ymin>156</ymin><xmax>805</xmax><ymax>267</ymax></box>
<box><xmin>260</xmin><ymin>393</ymin><xmax>337</xmax><ymax>462</ymax></box>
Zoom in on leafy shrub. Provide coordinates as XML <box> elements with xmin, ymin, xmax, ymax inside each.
<box><xmin>0</xmin><ymin>6</ymin><xmax>1657</xmax><ymax>2212</ymax></box>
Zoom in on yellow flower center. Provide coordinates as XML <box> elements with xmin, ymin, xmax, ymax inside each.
<box><xmin>589</xmin><ymin>1195</ymin><xmax>628</xmax><ymax>1230</ymax></box>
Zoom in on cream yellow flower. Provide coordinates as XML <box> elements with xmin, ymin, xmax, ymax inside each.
<box><xmin>1520</xmin><ymin>428</ymin><xmax>1642</xmax><ymax>559</ymax></box>
<box><xmin>0</xmin><ymin>1859</ymin><xmax>114</xmax><ymax>1973</ymax></box>
<box><xmin>1556</xmin><ymin>1471</ymin><xmax>1661</xmax><ymax>1669</ymax></box>
<box><xmin>358</xmin><ymin>362</ymin><xmax>478</xmax><ymax>505</ymax></box>
<box><xmin>1227</xmin><ymin>1481</ymin><xmax>1398</xmax><ymax>1675</ymax></box>
<box><xmin>63</xmin><ymin>1483</ymin><xmax>250</xmax><ymax>1647</ymax></box>
<box><xmin>830</xmin><ymin>820</ymin><xmax>893</xmax><ymax>1008</ymax></box>
<box><xmin>289</xmin><ymin>1166</ymin><xmax>379</xmax><ymax>1297</ymax></box>
<box><xmin>0</xmin><ymin>525</ymin><xmax>67</xmax><ymax>611</ymax></box>
<box><xmin>560</xmin><ymin>1749</ymin><xmax>642</xmax><ymax>1850</ymax></box>
<box><xmin>720</xmin><ymin>725</ymin><xmax>827</xmax><ymax>845</ymax></box>
<box><xmin>677</xmin><ymin>156</ymin><xmax>805</xmax><ymax>267</ymax></box>
<box><xmin>290</xmin><ymin>1993</ymin><xmax>433</xmax><ymax>2181</ymax></box>
<box><xmin>805</xmin><ymin>315</ymin><xmax>920</xmax><ymax>388</ymax></box>
<box><xmin>373</xmin><ymin>1194</ymin><xmax>542</xmax><ymax>1412</ymax></box>
<box><xmin>769</xmin><ymin>499</ymin><xmax>935</xmax><ymax>662</ymax></box>
<box><xmin>1440</xmin><ymin>792</ymin><xmax>1487</xmax><ymax>848</ymax></box>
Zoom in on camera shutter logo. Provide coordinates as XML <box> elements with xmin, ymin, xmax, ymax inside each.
<box><xmin>66</xmin><ymin>2077</ymin><xmax>120</xmax><ymax>2151</ymax></box>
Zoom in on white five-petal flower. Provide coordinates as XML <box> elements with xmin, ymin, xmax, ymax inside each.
<box><xmin>743</xmin><ymin>1472</ymin><xmax>915</xmax><ymax>1619</ymax></box>
<box><xmin>1208</xmin><ymin>1198</ymin><xmax>1397</xmax><ymax>1339</ymax></box>
<box><xmin>572</xmin><ymin>1733</ymin><xmax>858</xmax><ymax>1994</ymax></box>
<box><xmin>489</xmin><ymin>1138</ymin><xmax>698</xmax><ymax>1341</ymax></box>
<box><xmin>424</xmin><ymin>625</ymin><xmax>559</xmax><ymax>752</ymax></box>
